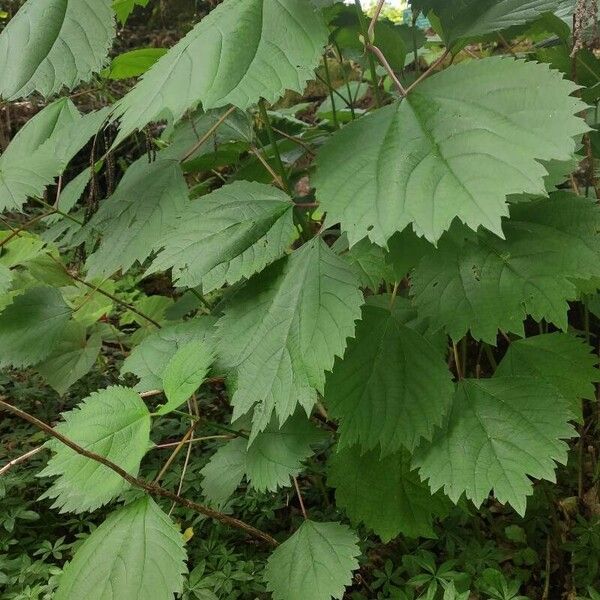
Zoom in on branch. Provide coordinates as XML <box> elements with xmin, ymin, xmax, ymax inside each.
<box><xmin>0</xmin><ymin>446</ymin><xmax>44</xmax><ymax>476</ymax></box>
<box><xmin>181</xmin><ymin>105</ymin><xmax>237</xmax><ymax>163</ymax></box>
<box><xmin>0</xmin><ymin>398</ymin><xmax>278</xmax><ymax>547</ymax></box>
<box><xmin>366</xmin><ymin>43</ymin><xmax>407</xmax><ymax>97</ymax></box>
<box><xmin>368</xmin><ymin>0</ymin><xmax>386</xmax><ymax>41</ymax></box>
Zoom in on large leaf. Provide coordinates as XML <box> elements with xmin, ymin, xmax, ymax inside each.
<box><xmin>0</xmin><ymin>0</ymin><xmax>115</xmax><ymax>100</ymax></box>
<box><xmin>411</xmin><ymin>193</ymin><xmax>600</xmax><ymax>343</ymax></box>
<box><xmin>55</xmin><ymin>497</ymin><xmax>186</xmax><ymax>600</ymax></box>
<box><xmin>325</xmin><ymin>298</ymin><xmax>453</xmax><ymax>454</ymax></box>
<box><xmin>39</xmin><ymin>386</ymin><xmax>151</xmax><ymax>513</ymax></box>
<box><xmin>112</xmin><ymin>0</ymin><xmax>328</xmax><ymax>143</ymax></box>
<box><xmin>149</xmin><ymin>181</ymin><xmax>296</xmax><ymax>293</ymax></box>
<box><xmin>495</xmin><ymin>333</ymin><xmax>599</xmax><ymax>414</ymax></box>
<box><xmin>122</xmin><ymin>317</ymin><xmax>217</xmax><ymax>392</ymax></box>
<box><xmin>216</xmin><ymin>238</ymin><xmax>362</xmax><ymax>437</ymax></box>
<box><xmin>84</xmin><ymin>157</ymin><xmax>188</xmax><ymax>278</ymax></box>
<box><xmin>329</xmin><ymin>445</ymin><xmax>449</xmax><ymax>540</ymax></box>
<box><xmin>0</xmin><ymin>99</ymin><xmax>76</xmax><ymax>212</ymax></box>
<box><xmin>315</xmin><ymin>57</ymin><xmax>586</xmax><ymax>246</ymax></box>
<box><xmin>36</xmin><ymin>322</ymin><xmax>102</xmax><ymax>395</ymax></box>
<box><xmin>413</xmin><ymin>377</ymin><xmax>576</xmax><ymax>516</ymax></box>
<box><xmin>0</xmin><ymin>286</ymin><xmax>72</xmax><ymax>368</ymax></box>
<box><xmin>265</xmin><ymin>520</ymin><xmax>360</xmax><ymax>600</ymax></box>
<box><xmin>421</xmin><ymin>0</ymin><xmax>564</xmax><ymax>45</ymax></box>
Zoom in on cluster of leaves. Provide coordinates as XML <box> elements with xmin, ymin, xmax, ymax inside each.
<box><xmin>1</xmin><ymin>0</ymin><xmax>600</xmax><ymax>598</ymax></box>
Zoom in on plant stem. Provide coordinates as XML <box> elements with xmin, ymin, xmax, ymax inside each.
<box><xmin>354</xmin><ymin>0</ymin><xmax>382</xmax><ymax>107</ymax></box>
<box><xmin>404</xmin><ymin>49</ymin><xmax>450</xmax><ymax>95</ymax></box>
<box><xmin>334</xmin><ymin>42</ymin><xmax>356</xmax><ymax>120</ymax></box>
<box><xmin>293</xmin><ymin>476</ymin><xmax>308</xmax><ymax>519</ymax></box>
<box><xmin>181</xmin><ymin>105</ymin><xmax>236</xmax><ymax>162</ymax></box>
<box><xmin>322</xmin><ymin>53</ymin><xmax>340</xmax><ymax>129</ymax></box>
<box><xmin>0</xmin><ymin>398</ymin><xmax>278</xmax><ymax>547</ymax></box>
<box><xmin>258</xmin><ymin>100</ymin><xmax>291</xmax><ymax>195</ymax></box>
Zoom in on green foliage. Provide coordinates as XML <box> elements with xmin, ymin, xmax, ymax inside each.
<box><xmin>39</xmin><ymin>387</ymin><xmax>151</xmax><ymax>512</ymax></box>
<box><xmin>0</xmin><ymin>287</ymin><xmax>72</xmax><ymax>368</ymax></box>
<box><xmin>329</xmin><ymin>445</ymin><xmax>449</xmax><ymax>540</ymax></box>
<box><xmin>160</xmin><ymin>339</ymin><xmax>214</xmax><ymax>415</ymax></box>
<box><xmin>112</xmin><ymin>0</ymin><xmax>329</xmax><ymax>142</ymax></box>
<box><xmin>0</xmin><ymin>0</ymin><xmax>115</xmax><ymax>100</ymax></box>
<box><xmin>326</xmin><ymin>297</ymin><xmax>453</xmax><ymax>454</ymax></box>
<box><xmin>84</xmin><ymin>156</ymin><xmax>188</xmax><ymax>278</ymax></box>
<box><xmin>2</xmin><ymin>1</ymin><xmax>600</xmax><ymax>598</ymax></box>
<box><xmin>216</xmin><ymin>237</ymin><xmax>362</xmax><ymax>437</ymax></box>
<box><xmin>414</xmin><ymin>377</ymin><xmax>576</xmax><ymax>515</ymax></box>
<box><xmin>55</xmin><ymin>497</ymin><xmax>187</xmax><ymax>600</ymax></box>
<box><xmin>315</xmin><ymin>57</ymin><xmax>586</xmax><ymax>245</ymax></box>
<box><xmin>264</xmin><ymin>520</ymin><xmax>360</xmax><ymax>600</ymax></box>
<box><xmin>149</xmin><ymin>181</ymin><xmax>297</xmax><ymax>293</ymax></box>
<box><xmin>412</xmin><ymin>194</ymin><xmax>600</xmax><ymax>342</ymax></box>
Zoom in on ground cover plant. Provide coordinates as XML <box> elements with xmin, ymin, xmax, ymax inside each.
<box><xmin>0</xmin><ymin>0</ymin><xmax>600</xmax><ymax>598</ymax></box>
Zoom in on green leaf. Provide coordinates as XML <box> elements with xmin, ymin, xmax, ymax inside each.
<box><xmin>36</xmin><ymin>321</ymin><xmax>102</xmax><ymax>395</ymax></box>
<box><xmin>329</xmin><ymin>445</ymin><xmax>449</xmax><ymax>541</ymax></box>
<box><xmin>122</xmin><ymin>317</ymin><xmax>216</xmax><ymax>392</ymax></box>
<box><xmin>332</xmin><ymin>233</ymin><xmax>395</xmax><ymax>290</ymax></box>
<box><xmin>149</xmin><ymin>181</ymin><xmax>296</xmax><ymax>293</ymax></box>
<box><xmin>315</xmin><ymin>57</ymin><xmax>586</xmax><ymax>246</ymax></box>
<box><xmin>0</xmin><ymin>0</ymin><xmax>115</xmax><ymax>100</ymax></box>
<box><xmin>39</xmin><ymin>386</ymin><xmax>151</xmax><ymax>513</ymax></box>
<box><xmin>0</xmin><ymin>286</ymin><xmax>72</xmax><ymax>368</ymax></box>
<box><xmin>245</xmin><ymin>412</ymin><xmax>326</xmax><ymax>492</ymax></box>
<box><xmin>200</xmin><ymin>437</ymin><xmax>247</xmax><ymax>508</ymax></box>
<box><xmin>201</xmin><ymin>412</ymin><xmax>324</xmax><ymax>504</ymax></box>
<box><xmin>84</xmin><ymin>157</ymin><xmax>188</xmax><ymax>278</ymax></box>
<box><xmin>102</xmin><ymin>48</ymin><xmax>167</xmax><ymax>80</ymax></box>
<box><xmin>265</xmin><ymin>520</ymin><xmax>360</xmax><ymax>600</ymax></box>
<box><xmin>55</xmin><ymin>497</ymin><xmax>187</xmax><ymax>600</ymax></box>
<box><xmin>422</xmin><ymin>0</ymin><xmax>564</xmax><ymax>45</ymax></box>
<box><xmin>325</xmin><ymin>299</ymin><xmax>453</xmax><ymax>454</ymax></box>
<box><xmin>0</xmin><ymin>99</ymin><xmax>77</xmax><ymax>212</ymax></box>
<box><xmin>494</xmin><ymin>333</ymin><xmax>599</xmax><ymax>414</ymax></box>
<box><xmin>413</xmin><ymin>377</ymin><xmax>576</xmax><ymax>516</ymax></box>
<box><xmin>216</xmin><ymin>238</ymin><xmax>362</xmax><ymax>437</ymax></box>
<box><xmin>112</xmin><ymin>0</ymin><xmax>328</xmax><ymax>143</ymax></box>
<box><xmin>112</xmin><ymin>0</ymin><xmax>150</xmax><ymax>25</ymax></box>
<box><xmin>411</xmin><ymin>193</ymin><xmax>600</xmax><ymax>343</ymax></box>
<box><xmin>160</xmin><ymin>339</ymin><xmax>214</xmax><ymax>415</ymax></box>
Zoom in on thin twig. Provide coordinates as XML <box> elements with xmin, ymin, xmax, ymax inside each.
<box><xmin>0</xmin><ymin>212</ymin><xmax>55</xmax><ymax>248</ymax></box>
<box><xmin>153</xmin><ymin>423</ymin><xmax>196</xmax><ymax>484</ymax></box>
<box><xmin>249</xmin><ymin>146</ymin><xmax>285</xmax><ymax>189</ymax></box>
<box><xmin>0</xmin><ymin>446</ymin><xmax>44</xmax><ymax>476</ymax></box>
<box><xmin>271</xmin><ymin>127</ymin><xmax>315</xmax><ymax>156</ymax></box>
<box><xmin>66</xmin><ymin>268</ymin><xmax>162</xmax><ymax>328</ymax></box>
<box><xmin>181</xmin><ymin>106</ymin><xmax>236</xmax><ymax>162</ymax></box>
<box><xmin>368</xmin><ymin>0</ymin><xmax>386</xmax><ymax>41</ymax></box>
<box><xmin>0</xmin><ymin>398</ymin><xmax>278</xmax><ymax>546</ymax></box>
<box><xmin>405</xmin><ymin>49</ymin><xmax>451</xmax><ymax>95</ymax></box>
<box><xmin>452</xmin><ymin>342</ymin><xmax>463</xmax><ymax>380</ymax></box>
<box><xmin>293</xmin><ymin>476</ymin><xmax>308</xmax><ymax>519</ymax></box>
<box><xmin>366</xmin><ymin>44</ymin><xmax>407</xmax><ymax>97</ymax></box>
<box><xmin>155</xmin><ymin>434</ymin><xmax>233</xmax><ymax>449</ymax></box>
